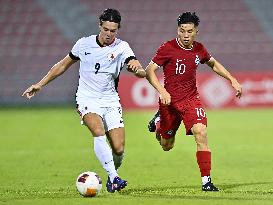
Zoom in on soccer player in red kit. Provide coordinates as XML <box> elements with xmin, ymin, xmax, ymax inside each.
<box><xmin>146</xmin><ymin>12</ymin><xmax>242</xmax><ymax>191</ymax></box>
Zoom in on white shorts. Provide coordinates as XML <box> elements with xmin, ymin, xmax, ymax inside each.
<box><xmin>76</xmin><ymin>101</ymin><xmax>124</xmax><ymax>132</ymax></box>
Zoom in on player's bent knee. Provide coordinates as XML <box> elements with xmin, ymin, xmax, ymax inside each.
<box><xmin>91</xmin><ymin>128</ymin><xmax>105</xmax><ymax>137</ymax></box>
<box><xmin>161</xmin><ymin>142</ymin><xmax>174</xmax><ymax>151</ymax></box>
<box><xmin>112</xmin><ymin>147</ymin><xmax>124</xmax><ymax>155</ymax></box>
<box><xmin>111</xmin><ymin>140</ymin><xmax>125</xmax><ymax>154</ymax></box>
<box><xmin>161</xmin><ymin>137</ymin><xmax>175</xmax><ymax>151</ymax></box>
<box><xmin>192</xmin><ymin>124</ymin><xmax>207</xmax><ymax>137</ymax></box>
<box><xmin>113</xmin><ymin>150</ymin><xmax>124</xmax><ymax>156</ymax></box>
<box><xmin>162</xmin><ymin>145</ymin><xmax>173</xmax><ymax>151</ymax></box>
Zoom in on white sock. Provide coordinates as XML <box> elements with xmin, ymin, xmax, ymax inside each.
<box><xmin>155</xmin><ymin>116</ymin><xmax>160</xmax><ymax>124</ymax></box>
<box><xmin>93</xmin><ymin>136</ymin><xmax>118</xmax><ymax>182</ymax></box>
<box><xmin>202</xmin><ymin>176</ymin><xmax>211</xmax><ymax>185</ymax></box>
<box><xmin>112</xmin><ymin>152</ymin><xmax>124</xmax><ymax>170</ymax></box>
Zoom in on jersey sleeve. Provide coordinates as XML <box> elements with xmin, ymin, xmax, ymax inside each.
<box><xmin>200</xmin><ymin>44</ymin><xmax>211</xmax><ymax>64</ymax></box>
<box><xmin>69</xmin><ymin>38</ymin><xmax>82</xmax><ymax>60</ymax></box>
<box><xmin>121</xmin><ymin>42</ymin><xmax>136</xmax><ymax>64</ymax></box>
<box><xmin>152</xmin><ymin>42</ymin><xmax>169</xmax><ymax>66</ymax></box>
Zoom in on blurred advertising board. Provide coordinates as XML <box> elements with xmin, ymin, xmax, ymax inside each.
<box><xmin>119</xmin><ymin>72</ymin><xmax>273</xmax><ymax>109</ymax></box>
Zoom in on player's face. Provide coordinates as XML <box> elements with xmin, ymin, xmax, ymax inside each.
<box><xmin>99</xmin><ymin>21</ymin><xmax>119</xmax><ymax>46</ymax></box>
<box><xmin>177</xmin><ymin>23</ymin><xmax>198</xmax><ymax>48</ymax></box>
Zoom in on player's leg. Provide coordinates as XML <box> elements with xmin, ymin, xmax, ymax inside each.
<box><xmin>104</xmin><ymin>107</ymin><xmax>127</xmax><ymax>192</ymax></box>
<box><xmin>83</xmin><ymin>113</ymin><xmax>119</xmax><ymax>186</ymax></box>
<box><xmin>191</xmin><ymin>123</ymin><xmax>218</xmax><ymax>191</ymax></box>
<box><xmin>160</xmin><ymin>136</ymin><xmax>176</xmax><ymax>151</ymax></box>
<box><xmin>107</xmin><ymin>127</ymin><xmax>125</xmax><ymax>170</ymax></box>
<box><xmin>183</xmin><ymin>99</ymin><xmax>218</xmax><ymax>191</ymax></box>
<box><xmin>192</xmin><ymin>123</ymin><xmax>210</xmax><ymax>151</ymax></box>
<box><xmin>104</xmin><ymin>107</ymin><xmax>125</xmax><ymax>170</ymax></box>
<box><xmin>106</xmin><ymin>127</ymin><xmax>127</xmax><ymax>192</ymax></box>
<box><xmin>77</xmin><ymin>102</ymin><xmax>125</xmax><ymax>193</ymax></box>
<box><xmin>152</xmin><ymin>104</ymin><xmax>181</xmax><ymax>151</ymax></box>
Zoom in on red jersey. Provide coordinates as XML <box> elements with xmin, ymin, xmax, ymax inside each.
<box><xmin>152</xmin><ymin>38</ymin><xmax>211</xmax><ymax>103</ymax></box>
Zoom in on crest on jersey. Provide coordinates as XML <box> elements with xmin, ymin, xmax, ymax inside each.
<box><xmin>108</xmin><ymin>53</ymin><xmax>116</xmax><ymax>61</ymax></box>
<box><xmin>166</xmin><ymin>130</ymin><xmax>174</xmax><ymax>136</ymax></box>
<box><xmin>195</xmin><ymin>55</ymin><xmax>200</xmax><ymax>65</ymax></box>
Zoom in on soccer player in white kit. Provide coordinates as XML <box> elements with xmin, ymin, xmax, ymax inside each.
<box><xmin>22</xmin><ymin>8</ymin><xmax>146</xmax><ymax>193</ymax></box>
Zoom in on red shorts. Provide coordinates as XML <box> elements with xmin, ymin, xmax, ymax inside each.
<box><xmin>158</xmin><ymin>98</ymin><xmax>207</xmax><ymax>139</ymax></box>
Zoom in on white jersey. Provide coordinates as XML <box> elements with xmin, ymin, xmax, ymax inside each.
<box><xmin>70</xmin><ymin>35</ymin><xmax>135</xmax><ymax>107</ymax></box>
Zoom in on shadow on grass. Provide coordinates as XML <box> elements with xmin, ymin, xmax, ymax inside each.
<box><xmin>121</xmin><ymin>181</ymin><xmax>273</xmax><ymax>201</ymax></box>
<box><xmin>1</xmin><ymin>182</ymin><xmax>272</xmax><ymax>201</ymax></box>
<box><xmin>220</xmin><ymin>181</ymin><xmax>273</xmax><ymax>191</ymax></box>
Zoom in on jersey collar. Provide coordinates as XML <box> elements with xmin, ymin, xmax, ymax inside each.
<box><xmin>96</xmin><ymin>35</ymin><xmax>116</xmax><ymax>47</ymax></box>
<box><xmin>96</xmin><ymin>35</ymin><xmax>104</xmax><ymax>47</ymax></box>
<box><xmin>176</xmin><ymin>38</ymin><xmax>194</xmax><ymax>50</ymax></box>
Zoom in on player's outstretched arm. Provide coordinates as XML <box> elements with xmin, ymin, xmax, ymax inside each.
<box><xmin>206</xmin><ymin>57</ymin><xmax>242</xmax><ymax>98</ymax></box>
<box><xmin>146</xmin><ymin>61</ymin><xmax>171</xmax><ymax>105</ymax></box>
<box><xmin>22</xmin><ymin>55</ymin><xmax>77</xmax><ymax>99</ymax></box>
<box><xmin>126</xmin><ymin>59</ymin><xmax>146</xmax><ymax>78</ymax></box>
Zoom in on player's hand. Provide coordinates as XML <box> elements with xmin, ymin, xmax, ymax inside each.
<box><xmin>127</xmin><ymin>59</ymin><xmax>141</xmax><ymax>73</ymax></box>
<box><xmin>22</xmin><ymin>84</ymin><xmax>42</xmax><ymax>99</ymax></box>
<box><xmin>231</xmin><ymin>80</ymin><xmax>242</xmax><ymax>98</ymax></box>
<box><xmin>126</xmin><ymin>59</ymin><xmax>146</xmax><ymax>78</ymax></box>
<box><xmin>159</xmin><ymin>90</ymin><xmax>171</xmax><ymax>105</ymax></box>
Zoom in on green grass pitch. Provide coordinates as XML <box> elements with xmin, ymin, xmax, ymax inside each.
<box><xmin>0</xmin><ymin>107</ymin><xmax>273</xmax><ymax>205</ymax></box>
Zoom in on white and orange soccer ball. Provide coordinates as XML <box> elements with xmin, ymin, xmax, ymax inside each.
<box><xmin>76</xmin><ymin>171</ymin><xmax>102</xmax><ymax>197</ymax></box>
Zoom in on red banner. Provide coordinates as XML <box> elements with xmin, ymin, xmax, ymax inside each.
<box><xmin>119</xmin><ymin>72</ymin><xmax>273</xmax><ymax>109</ymax></box>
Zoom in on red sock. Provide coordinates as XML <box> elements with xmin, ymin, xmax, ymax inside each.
<box><xmin>196</xmin><ymin>151</ymin><xmax>211</xmax><ymax>177</ymax></box>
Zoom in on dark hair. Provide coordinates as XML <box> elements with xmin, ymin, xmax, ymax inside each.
<box><xmin>99</xmin><ymin>8</ymin><xmax>121</xmax><ymax>28</ymax></box>
<box><xmin>177</xmin><ymin>12</ymin><xmax>200</xmax><ymax>27</ymax></box>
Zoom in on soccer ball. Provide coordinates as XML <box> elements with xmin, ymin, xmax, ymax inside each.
<box><xmin>76</xmin><ymin>171</ymin><xmax>102</xmax><ymax>197</ymax></box>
